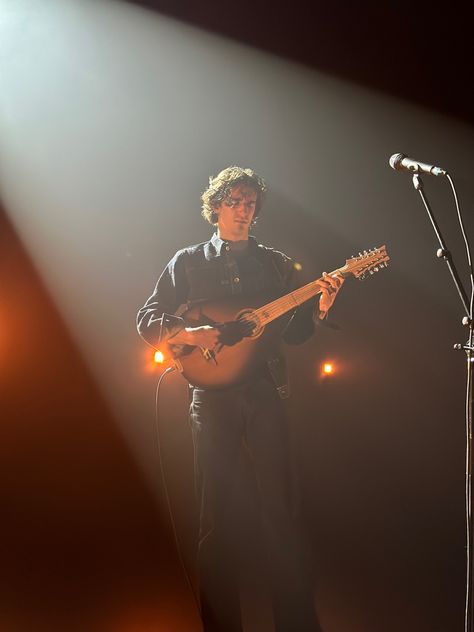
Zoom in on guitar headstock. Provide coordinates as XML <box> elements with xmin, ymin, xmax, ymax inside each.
<box><xmin>343</xmin><ymin>245</ymin><xmax>390</xmax><ymax>280</ymax></box>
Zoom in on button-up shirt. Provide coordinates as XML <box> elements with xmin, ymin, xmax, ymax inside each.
<box><xmin>137</xmin><ymin>233</ymin><xmax>317</xmax><ymax>350</ymax></box>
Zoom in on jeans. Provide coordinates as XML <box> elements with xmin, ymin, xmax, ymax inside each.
<box><xmin>190</xmin><ymin>375</ymin><xmax>322</xmax><ymax>632</ymax></box>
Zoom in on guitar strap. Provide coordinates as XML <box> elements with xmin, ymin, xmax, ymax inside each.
<box><xmin>266</xmin><ymin>355</ymin><xmax>290</xmax><ymax>399</ymax></box>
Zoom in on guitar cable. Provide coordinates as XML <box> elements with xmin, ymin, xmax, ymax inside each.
<box><xmin>153</xmin><ymin>365</ymin><xmax>202</xmax><ymax>617</ymax></box>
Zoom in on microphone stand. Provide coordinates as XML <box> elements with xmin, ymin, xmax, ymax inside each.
<box><xmin>411</xmin><ymin>173</ymin><xmax>473</xmax><ymax>632</ymax></box>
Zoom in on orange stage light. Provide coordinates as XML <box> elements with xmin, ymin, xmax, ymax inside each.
<box><xmin>154</xmin><ymin>350</ymin><xmax>165</xmax><ymax>364</ymax></box>
<box><xmin>322</xmin><ymin>362</ymin><xmax>334</xmax><ymax>375</ymax></box>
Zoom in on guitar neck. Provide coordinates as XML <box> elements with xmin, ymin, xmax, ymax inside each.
<box><xmin>253</xmin><ymin>266</ymin><xmax>348</xmax><ymax>326</ymax></box>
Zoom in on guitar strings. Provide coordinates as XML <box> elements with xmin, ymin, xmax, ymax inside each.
<box><xmin>250</xmin><ymin>251</ymin><xmax>387</xmax><ymax>324</ymax></box>
<box><xmin>239</xmin><ymin>251</ymin><xmax>387</xmax><ymax>331</ymax></box>
<box><xmin>251</xmin><ymin>278</ymin><xmax>323</xmax><ymax>323</ymax></box>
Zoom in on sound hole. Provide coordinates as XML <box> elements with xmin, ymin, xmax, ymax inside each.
<box><xmin>236</xmin><ymin>308</ymin><xmax>264</xmax><ymax>339</ymax></box>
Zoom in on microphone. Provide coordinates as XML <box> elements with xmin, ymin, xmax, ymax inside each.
<box><xmin>389</xmin><ymin>153</ymin><xmax>447</xmax><ymax>177</ymax></box>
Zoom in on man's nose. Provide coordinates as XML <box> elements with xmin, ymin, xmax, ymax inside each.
<box><xmin>235</xmin><ymin>204</ymin><xmax>249</xmax><ymax>215</ymax></box>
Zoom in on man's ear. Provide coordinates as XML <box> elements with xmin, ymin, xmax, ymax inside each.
<box><xmin>211</xmin><ymin>205</ymin><xmax>220</xmax><ymax>225</ymax></box>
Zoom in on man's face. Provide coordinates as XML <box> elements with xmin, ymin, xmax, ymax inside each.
<box><xmin>214</xmin><ymin>185</ymin><xmax>257</xmax><ymax>240</ymax></box>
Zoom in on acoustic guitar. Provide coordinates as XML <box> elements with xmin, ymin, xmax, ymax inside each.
<box><xmin>163</xmin><ymin>246</ymin><xmax>389</xmax><ymax>389</ymax></box>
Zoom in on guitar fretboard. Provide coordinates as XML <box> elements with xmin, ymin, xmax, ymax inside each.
<box><xmin>239</xmin><ymin>245</ymin><xmax>388</xmax><ymax>329</ymax></box>
<box><xmin>252</xmin><ymin>266</ymin><xmax>347</xmax><ymax>326</ymax></box>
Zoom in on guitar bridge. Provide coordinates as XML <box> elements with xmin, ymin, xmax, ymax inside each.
<box><xmin>201</xmin><ymin>347</ymin><xmax>218</xmax><ymax>365</ymax></box>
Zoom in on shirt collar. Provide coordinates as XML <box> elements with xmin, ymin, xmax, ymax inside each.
<box><xmin>210</xmin><ymin>232</ymin><xmax>258</xmax><ymax>255</ymax></box>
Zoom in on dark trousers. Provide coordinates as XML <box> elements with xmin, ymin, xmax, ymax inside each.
<box><xmin>190</xmin><ymin>376</ymin><xmax>322</xmax><ymax>632</ymax></box>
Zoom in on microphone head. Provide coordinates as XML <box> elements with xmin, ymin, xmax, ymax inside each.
<box><xmin>389</xmin><ymin>153</ymin><xmax>406</xmax><ymax>171</ymax></box>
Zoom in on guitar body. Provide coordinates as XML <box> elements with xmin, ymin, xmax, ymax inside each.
<box><xmin>171</xmin><ymin>293</ymin><xmax>292</xmax><ymax>389</ymax></box>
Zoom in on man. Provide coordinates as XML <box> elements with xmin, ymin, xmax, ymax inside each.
<box><xmin>137</xmin><ymin>166</ymin><xmax>344</xmax><ymax>631</ymax></box>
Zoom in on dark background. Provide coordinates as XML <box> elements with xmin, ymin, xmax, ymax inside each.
<box><xmin>129</xmin><ymin>0</ymin><xmax>474</xmax><ymax>126</ymax></box>
<box><xmin>1</xmin><ymin>2</ymin><xmax>473</xmax><ymax>631</ymax></box>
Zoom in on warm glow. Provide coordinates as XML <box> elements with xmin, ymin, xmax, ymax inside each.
<box><xmin>322</xmin><ymin>362</ymin><xmax>334</xmax><ymax>375</ymax></box>
<box><xmin>293</xmin><ymin>262</ymin><xmax>302</xmax><ymax>271</ymax></box>
<box><xmin>154</xmin><ymin>350</ymin><xmax>165</xmax><ymax>364</ymax></box>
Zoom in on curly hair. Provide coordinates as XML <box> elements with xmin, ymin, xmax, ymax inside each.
<box><xmin>201</xmin><ymin>166</ymin><xmax>267</xmax><ymax>225</ymax></box>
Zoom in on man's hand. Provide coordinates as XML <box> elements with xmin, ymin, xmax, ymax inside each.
<box><xmin>170</xmin><ymin>325</ymin><xmax>220</xmax><ymax>349</ymax></box>
<box><xmin>217</xmin><ymin>320</ymin><xmax>254</xmax><ymax>346</ymax></box>
<box><xmin>318</xmin><ymin>272</ymin><xmax>345</xmax><ymax>319</ymax></box>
